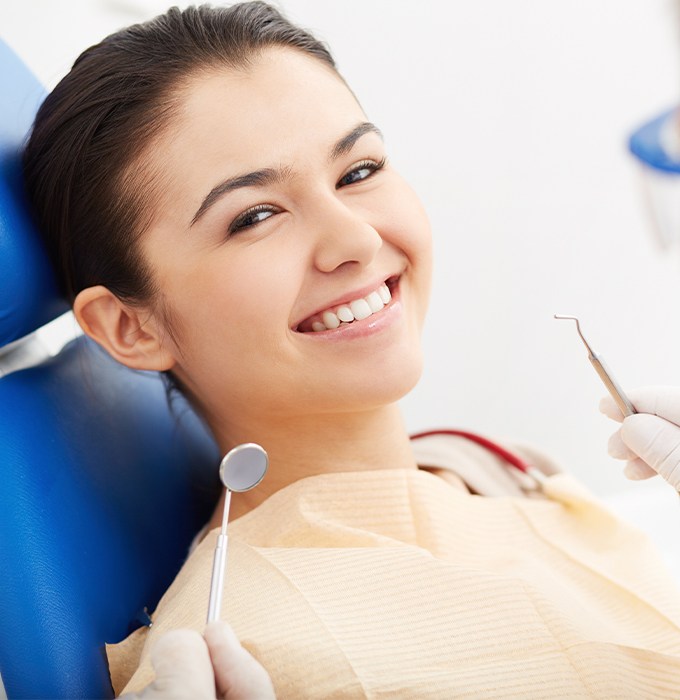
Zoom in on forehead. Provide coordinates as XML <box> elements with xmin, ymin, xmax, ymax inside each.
<box><xmin>159</xmin><ymin>48</ymin><xmax>364</xmax><ymax>174</ymax></box>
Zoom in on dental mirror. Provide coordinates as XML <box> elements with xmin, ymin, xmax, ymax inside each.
<box><xmin>207</xmin><ymin>443</ymin><xmax>268</xmax><ymax>623</ymax></box>
<box><xmin>219</xmin><ymin>442</ymin><xmax>269</xmax><ymax>492</ymax></box>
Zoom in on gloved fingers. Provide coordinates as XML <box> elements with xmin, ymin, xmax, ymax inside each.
<box><xmin>141</xmin><ymin>629</ymin><xmax>216</xmax><ymax>699</ymax></box>
<box><xmin>623</xmin><ymin>458</ymin><xmax>657</xmax><ymax>481</ymax></box>
<box><xmin>600</xmin><ymin>386</ymin><xmax>680</xmax><ymax>425</ymax></box>
<box><xmin>204</xmin><ymin>621</ymin><xmax>275</xmax><ymax>700</ymax></box>
<box><xmin>607</xmin><ymin>430</ymin><xmax>635</xmax><ymax>460</ymax></box>
<box><xmin>607</xmin><ymin>429</ymin><xmax>656</xmax><ymax>480</ymax></box>
<box><xmin>621</xmin><ymin>413</ymin><xmax>680</xmax><ymax>489</ymax></box>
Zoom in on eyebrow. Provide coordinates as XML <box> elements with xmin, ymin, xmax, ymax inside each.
<box><xmin>190</xmin><ymin>121</ymin><xmax>383</xmax><ymax>226</ymax></box>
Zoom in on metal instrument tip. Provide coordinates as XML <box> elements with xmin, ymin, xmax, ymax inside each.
<box><xmin>554</xmin><ymin>314</ymin><xmax>592</xmax><ymax>356</ymax></box>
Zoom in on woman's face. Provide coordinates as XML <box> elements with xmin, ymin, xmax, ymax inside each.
<box><xmin>140</xmin><ymin>48</ymin><xmax>432</xmax><ymax>428</ymax></box>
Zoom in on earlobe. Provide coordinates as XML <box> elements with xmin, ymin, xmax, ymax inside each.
<box><xmin>73</xmin><ymin>286</ymin><xmax>177</xmax><ymax>371</ymax></box>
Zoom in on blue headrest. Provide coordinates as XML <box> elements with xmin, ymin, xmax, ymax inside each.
<box><xmin>0</xmin><ymin>38</ymin><xmax>69</xmax><ymax>348</ymax></box>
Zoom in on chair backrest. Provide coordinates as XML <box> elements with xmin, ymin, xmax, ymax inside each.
<box><xmin>0</xmin><ymin>38</ymin><xmax>220</xmax><ymax>699</ymax></box>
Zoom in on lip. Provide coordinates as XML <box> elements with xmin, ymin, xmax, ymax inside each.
<box><xmin>293</xmin><ymin>277</ymin><xmax>402</xmax><ymax>339</ymax></box>
<box><xmin>292</xmin><ymin>275</ymin><xmax>401</xmax><ymax>332</ymax></box>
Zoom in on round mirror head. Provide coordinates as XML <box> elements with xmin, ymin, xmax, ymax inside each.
<box><xmin>219</xmin><ymin>443</ymin><xmax>268</xmax><ymax>492</ymax></box>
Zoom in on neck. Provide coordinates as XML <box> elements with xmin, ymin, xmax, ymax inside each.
<box><xmin>205</xmin><ymin>403</ymin><xmax>417</xmax><ymax>527</ymax></box>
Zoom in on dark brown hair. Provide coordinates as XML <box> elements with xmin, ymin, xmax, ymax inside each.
<box><xmin>23</xmin><ymin>2</ymin><xmax>336</xmax><ymax>306</ymax></box>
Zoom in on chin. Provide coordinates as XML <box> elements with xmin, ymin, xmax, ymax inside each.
<box><xmin>341</xmin><ymin>347</ymin><xmax>424</xmax><ymax>411</ymax></box>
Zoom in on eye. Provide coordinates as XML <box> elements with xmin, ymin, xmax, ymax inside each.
<box><xmin>228</xmin><ymin>204</ymin><xmax>280</xmax><ymax>235</ymax></box>
<box><xmin>336</xmin><ymin>157</ymin><xmax>387</xmax><ymax>189</ymax></box>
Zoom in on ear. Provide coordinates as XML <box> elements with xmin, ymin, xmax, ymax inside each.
<box><xmin>73</xmin><ymin>285</ymin><xmax>177</xmax><ymax>371</ymax></box>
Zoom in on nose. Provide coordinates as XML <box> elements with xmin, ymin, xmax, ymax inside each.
<box><xmin>312</xmin><ymin>196</ymin><xmax>383</xmax><ymax>273</ymax></box>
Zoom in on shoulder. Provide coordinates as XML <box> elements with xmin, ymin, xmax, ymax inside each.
<box><xmin>411</xmin><ymin>430</ymin><xmax>563</xmax><ymax>498</ymax></box>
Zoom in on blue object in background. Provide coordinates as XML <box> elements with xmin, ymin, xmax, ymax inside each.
<box><xmin>628</xmin><ymin>107</ymin><xmax>680</xmax><ymax>174</ymax></box>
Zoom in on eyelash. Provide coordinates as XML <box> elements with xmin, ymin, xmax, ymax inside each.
<box><xmin>336</xmin><ymin>156</ymin><xmax>387</xmax><ymax>189</ymax></box>
<box><xmin>228</xmin><ymin>204</ymin><xmax>278</xmax><ymax>235</ymax></box>
<box><xmin>227</xmin><ymin>156</ymin><xmax>388</xmax><ymax>235</ymax></box>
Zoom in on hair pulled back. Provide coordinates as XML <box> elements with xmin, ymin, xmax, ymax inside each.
<box><xmin>23</xmin><ymin>2</ymin><xmax>336</xmax><ymax>305</ymax></box>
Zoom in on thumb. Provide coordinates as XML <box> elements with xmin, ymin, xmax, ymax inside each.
<box><xmin>144</xmin><ymin>629</ymin><xmax>216</xmax><ymax>699</ymax></box>
<box><xmin>621</xmin><ymin>413</ymin><xmax>680</xmax><ymax>489</ymax></box>
<box><xmin>204</xmin><ymin>621</ymin><xmax>275</xmax><ymax>699</ymax></box>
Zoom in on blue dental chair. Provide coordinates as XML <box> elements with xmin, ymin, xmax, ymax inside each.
<box><xmin>0</xmin><ymin>38</ymin><xmax>220</xmax><ymax>699</ymax></box>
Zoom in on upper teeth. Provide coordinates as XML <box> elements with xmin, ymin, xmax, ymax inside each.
<box><xmin>309</xmin><ymin>283</ymin><xmax>392</xmax><ymax>332</ymax></box>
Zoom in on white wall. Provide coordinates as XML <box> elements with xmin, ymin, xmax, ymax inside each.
<box><xmin>4</xmin><ymin>0</ymin><xmax>680</xmax><ymax>501</ymax></box>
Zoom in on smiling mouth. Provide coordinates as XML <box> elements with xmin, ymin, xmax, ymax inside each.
<box><xmin>295</xmin><ymin>277</ymin><xmax>399</xmax><ymax>333</ymax></box>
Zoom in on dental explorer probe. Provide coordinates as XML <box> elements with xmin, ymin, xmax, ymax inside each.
<box><xmin>207</xmin><ymin>443</ymin><xmax>269</xmax><ymax>624</ymax></box>
<box><xmin>554</xmin><ymin>315</ymin><xmax>637</xmax><ymax>417</ymax></box>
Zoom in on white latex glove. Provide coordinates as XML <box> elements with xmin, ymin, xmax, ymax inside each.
<box><xmin>600</xmin><ymin>386</ymin><xmax>680</xmax><ymax>489</ymax></box>
<box><xmin>120</xmin><ymin>621</ymin><xmax>275</xmax><ymax>700</ymax></box>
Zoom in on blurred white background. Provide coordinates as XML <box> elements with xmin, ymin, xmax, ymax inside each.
<box><xmin>3</xmin><ymin>0</ymin><xmax>680</xmax><ymax>568</ymax></box>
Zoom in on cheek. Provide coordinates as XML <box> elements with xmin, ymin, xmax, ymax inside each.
<box><xmin>374</xmin><ymin>180</ymin><xmax>434</xmax><ymax>311</ymax></box>
<box><xmin>385</xmin><ymin>181</ymin><xmax>433</xmax><ymax>322</ymax></box>
<box><xmin>158</xmin><ymin>244</ymin><xmax>300</xmax><ymax>365</ymax></box>
<box><xmin>378</xmin><ymin>177</ymin><xmax>432</xmax><ymax>259</ymax></box>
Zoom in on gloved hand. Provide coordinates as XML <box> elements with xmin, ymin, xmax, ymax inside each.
<box><xmin>120</xmin><ymin>621</ymin><xmax>275</xmax><ymax>700</ymax></box>
<box><xmin>600</xmin><ymin>386</ymin><xmax>680</xmax><ymax>490</ymax></box>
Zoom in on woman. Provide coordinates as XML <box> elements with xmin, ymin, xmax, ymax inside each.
<box><xmin>23</xmin><ymin>3</ymin><xmax>680</xmax><ymax>697</ymax></box>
